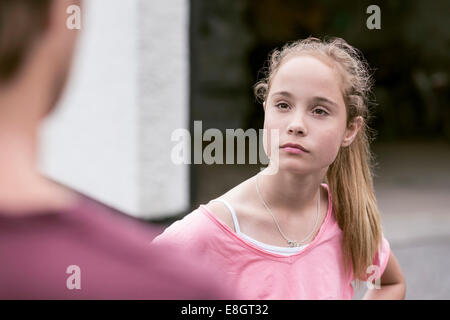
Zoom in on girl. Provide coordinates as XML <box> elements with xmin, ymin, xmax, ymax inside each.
<box><xmin>153</xmin><ymin>37</ymin><xmax>406</xmax><ymax>300</ymax></box>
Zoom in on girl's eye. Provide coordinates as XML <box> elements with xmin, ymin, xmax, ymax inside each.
<box><xmin>313</xmin><ymin>108</ymin><xmax>328</xmax><ymax>116</ymax></box>
<box><xmin>275</xmin><ymin>103</ymin><xmax>290</xmax><ymax>110</ymax></box>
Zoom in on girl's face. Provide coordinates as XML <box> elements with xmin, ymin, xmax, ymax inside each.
<box><xmin>263</xmin><ymin>54</ymin><xmax>362</xmax><ymax>174</ymax></box>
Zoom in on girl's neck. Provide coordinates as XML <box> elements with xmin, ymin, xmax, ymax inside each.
<box><xmin>258</xmin><ymin>164</ymin><xmax>326</xmax><ymax>217</ymax></box>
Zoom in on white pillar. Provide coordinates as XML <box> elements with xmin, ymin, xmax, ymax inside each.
<box><xmin>40</xmin><ymin>0</ymin><xmax>189</xmax><ymax>219</ymax></box>
<box><xmin>138</xmin><ymin>0</ymin><xmax>190</xmax><ymax>218</ymax></box>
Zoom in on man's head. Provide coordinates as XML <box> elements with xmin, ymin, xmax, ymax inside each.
<box><xmin>0</xmin><ymin>0</ymin><xmax>81</xmax><ymax>115</ymax></box>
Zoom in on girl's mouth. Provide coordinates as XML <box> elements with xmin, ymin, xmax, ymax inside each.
<box><xmin>280</xmin><ymin>142</ymin><xmax>309</xmax><ymax>153</ymax></box>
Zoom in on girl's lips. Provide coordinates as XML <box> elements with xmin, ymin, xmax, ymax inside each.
<box><xmin>280</xmin><ymin>142</ymin><xmax>309</xmax><ymax>154</ymax></box>
<box><xmin>281</xmin><ymin>146</ymin><xmax>305</xmax><ymax>154</ymax></box>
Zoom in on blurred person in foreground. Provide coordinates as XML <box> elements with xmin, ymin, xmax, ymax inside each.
<box><xmin>0</xmin><ymin>0</ymin><xmax>234</xmax><ymax>299</ymax></box>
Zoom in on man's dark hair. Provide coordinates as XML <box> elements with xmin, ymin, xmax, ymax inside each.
<box><xmin>0</xmin><ymin>0</ymin><xmax>52</xmax><ymax>83</ymax></box>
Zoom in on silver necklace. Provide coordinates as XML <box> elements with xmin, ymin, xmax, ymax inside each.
<box><xmin>255</xmin><ymin>174</ymin><xmax>320</xmax><ymax>248</ymax></box>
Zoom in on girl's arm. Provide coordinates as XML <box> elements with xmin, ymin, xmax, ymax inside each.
<box><xmin>362</xmin><ymin>251</ymin><xmax>406</xmax><ymax>300</ymax></box>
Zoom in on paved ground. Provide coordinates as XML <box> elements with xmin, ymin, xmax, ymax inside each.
<box><xmin>192</xmin><ymin>139</ymin><xmax>450</xmax><ymax>300</ymax></box>
<box><xmin>353</xmin><ymin>140</ymin><xmax>450</xmax><ymax>299</ymax></box>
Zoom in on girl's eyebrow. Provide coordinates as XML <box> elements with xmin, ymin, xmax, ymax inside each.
<box><xmin>311</xmin><ymin>96</ymin><xmax>339</xmax><ymax>108</ymax></box>
<box><xmin>271</xmin><ymin>91</ymin><xmax>294</xmax><ymax>99</ymax></box>
<box><xmin>271</xmin><ymin>91</ymin><xmax>338</xmax><ymax>108</ymax></box>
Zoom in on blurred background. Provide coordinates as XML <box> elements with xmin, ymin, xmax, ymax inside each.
<box><xmin>40</xmin><ymin>0</ymin><xmax>449</xmax><ymax>299</ymax></box>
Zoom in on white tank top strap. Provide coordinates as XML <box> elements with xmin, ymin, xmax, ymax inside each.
<box><xmin>210</xmin><ymin>199</ymin><xmax>241</xmax><ymax>233</ymax></box>
<box><xmin>210</xmin><ymin>199</ymin><xmax>309</xmax><ymax>256</ymax></box>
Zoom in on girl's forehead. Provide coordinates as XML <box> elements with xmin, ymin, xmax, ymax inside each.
<box><xmin>269</xmin><ymin>54</ymin><xmax>345</xmax><ymax>100</ymax></box>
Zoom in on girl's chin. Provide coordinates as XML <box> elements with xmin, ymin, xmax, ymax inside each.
<box><xmin>273</xmin><ymin>160</ymin><xmax>313</xmax><ymax>174</ymax></box>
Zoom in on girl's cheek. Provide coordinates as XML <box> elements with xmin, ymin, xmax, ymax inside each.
<box><xmin>263</xmin><ymin>121</ymin><xmax>269</xmax><ymax>156</ymax></box>
<box><xmin>317</xmin><ymin>130</ymin><xmax>343</xmax><ymax>164</ymax></box>
<box><xmin>263</xmin><ymin>121</ymin><xmax>273</xmax><ymax>158</ymax></box>
<box><xmin>263</xmin><ymin>117</ymin><xmax>282</xmax><ymax>158</ymax></box>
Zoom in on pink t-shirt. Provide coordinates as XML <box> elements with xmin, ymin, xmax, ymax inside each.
<box><xmin>152</xmin><ymin>183</ymin><xmax>391</xmax><ymax>300</ymax></box>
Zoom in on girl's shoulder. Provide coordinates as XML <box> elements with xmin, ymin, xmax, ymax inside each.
<box><xmin>204</xmin><ymin>201</ymin><xmax>236</xmax><ymax>232</ymax></box>
<box><xmin>204</xmin><ymin>175</ymin><xmax>258</xmax><ymax>233</ymax></box>
<box><xmin>152</xmin><ymin>207</ymin><xmax>213</xmax><ymax>248</ymax></box>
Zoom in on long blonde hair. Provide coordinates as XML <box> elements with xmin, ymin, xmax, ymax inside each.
<box><xmin>254</xmin><ymin>36</ymin><xmax>383</xmax><ymax>288</ymax></box>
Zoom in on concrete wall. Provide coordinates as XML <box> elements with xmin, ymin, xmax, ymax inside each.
<box><xmin>39</xmin><ymin>0</ymin><xmax>189</xmax><ymax>219</ymax></box>
<box><xmin>138</xmin><ymin>0</ymin><xmax>190</xmax><ymax>218</ymax></box>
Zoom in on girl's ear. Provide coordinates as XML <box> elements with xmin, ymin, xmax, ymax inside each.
<box><xmin>341</xmin><ymin>116</ymin><xmax>363</xmax><ymax>147</ymax></box>
<box><xmin>263</xmin><ymin>101</ymin><xmax>267</xmax><ymax>111</ymax></box>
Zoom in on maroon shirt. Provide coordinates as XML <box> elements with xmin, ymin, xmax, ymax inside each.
<box><xmin>0</xmin><ymin>193</ymin><xmax>232</xmax><ymax>299</ymax></box>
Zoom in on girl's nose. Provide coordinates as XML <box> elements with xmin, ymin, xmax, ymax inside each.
<box><xmin>287</xmin><ymin>122</ymin><xmax>306</xmax><ymax>135</ymax></box>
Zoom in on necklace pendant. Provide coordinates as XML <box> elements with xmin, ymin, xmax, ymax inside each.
<box><xmin>288</xmin><ymin>240</ymin><xmax>298</xmax><ymax>247</ymax></box>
